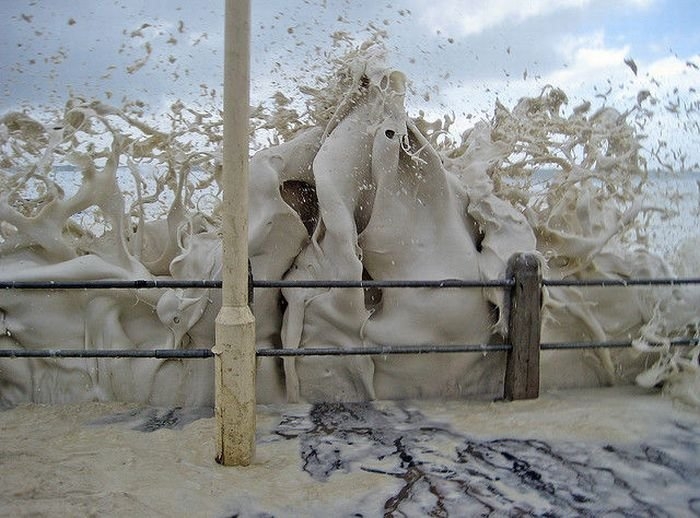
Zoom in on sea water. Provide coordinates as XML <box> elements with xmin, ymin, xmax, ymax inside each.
<box><xmin>643</xmin><ymin>170</ymin><xmax>700</xmax><ymax>261</ymax></box>
<box><xmin>0</xmin><ymin>43</ymin><xmax>699</xmax><ymax>408</ymax></box>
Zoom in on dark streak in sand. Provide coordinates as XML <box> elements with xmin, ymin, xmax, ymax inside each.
<box><xmin>277</xmin><ymin>402</ymin><xmax>700</xmax><ymax>517</ymax></box>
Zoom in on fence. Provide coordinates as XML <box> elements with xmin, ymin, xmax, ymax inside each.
<box><xmin>2</xmin><ymin>252</ymin><xmax>699</xmax><ymax>462</ymax></box>
<box><xmin>2</xmin><ymin>253</ymin><xmax>699</xmax><ymax>393</ymax></box>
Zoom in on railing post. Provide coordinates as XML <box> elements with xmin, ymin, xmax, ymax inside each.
<box><xmin>214</xmin><ymin>0</ymin><xmax>256</xmax><ymax>466</ymax></box>
<box><xmin>504</xmin><ymin>253</ymin><xmax>541</xmax><ymax>400</ymax></box>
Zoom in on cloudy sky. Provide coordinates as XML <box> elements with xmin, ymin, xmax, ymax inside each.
<box><xmin>1</xmin><ymin>0</ymin><xmax>699</xmax><ymax>165</ymax></box>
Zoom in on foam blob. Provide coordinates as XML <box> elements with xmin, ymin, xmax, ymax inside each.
<box><xmin>0</xmin><ymin>47</ymin><xmax>697</xmax><ymax>407</ymax></box>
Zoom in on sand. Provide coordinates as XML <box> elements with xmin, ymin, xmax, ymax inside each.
<box><xmin>1</xmin><ymin>385</ymin><xmax>699</xmax><ymax>517</ymax></box>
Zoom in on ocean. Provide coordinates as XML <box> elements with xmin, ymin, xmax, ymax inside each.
<box><xmin>0</xmin><ymin>43</ymin><xmax>698</xmax><ymax>409</ymax></box>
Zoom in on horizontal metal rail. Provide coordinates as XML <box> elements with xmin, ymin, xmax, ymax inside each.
<box><xmin>0</xmin><ymin>349</ymin><xmax>214</xmax><ymax>359</ymax></box>
<box><xmin>0</xmin><ymin>344</ymin><xmax>508</xmax><ymax>358</ymax></box>
<box><xmin>0</xmin><ymin>279</ymin><xmax>513</xmax><ymax>290</ymax></box>
<box><xmin>256</xmin><ymin>344</ymin><xmax>512</xmax><ymax>356</ymax></box>
<box><xmin>2</xmin><ymin>277</ymin><xmax>699</xmax><ymax>291</ymax></box>
<box><xmin>253</xmin><ymin>279</ymin><xmax>514</xmax><ymax>289</ymax></box>
<box><xmin>541</xmin><ymin>337</ymin><xmax>698</xmax><ymax>350</ymax></box>
<box><xmin>0</xmin><ymin>280</ymin><xmax>222</xmax><ymax>290</ymax></box>
<box><xmin>1</xmin><ymin>338</ymin><xmax>696</xmax><ymax>359</ymax></box>
<box><xmin>543</xmin><ymin>277</ymin><xmax>700</xmax><ymax>287</ymax></box>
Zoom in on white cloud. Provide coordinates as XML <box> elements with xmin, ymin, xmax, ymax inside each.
<box><xmin>626</xmin><ymin>0</ymin><xmax>654</xmax><ymax>7</ymax></box>
<box><xmin>412</xmin><ymin>0</ymin><xmax>588</xmax><ymax>35</ymax></box>
<box><xmin>545</xmin><ymin>34</ymin><xmax>699</xmax><ymax>105</ymax></box>
<box><xmin>549</xmin><ymin>31</ymin><xmax>630</xmax><ymax>85</ymax></box>
<box><xmin>409</xmin><ymin>0</ymin><xmax>654</xmax><ymax>36</ymax></box>
<box><xmin>647</xmin><ymin>55</ymin><xmax>694</xmax><ymax>77</ymax></box>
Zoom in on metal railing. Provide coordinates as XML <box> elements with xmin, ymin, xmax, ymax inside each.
<box><xmin>2</xmin><ymin>253</ymin><xmax>698</xmax><ymax>397</ymax></box>
<box><xmin>2</xmin><ymin>251</ymin><xmax>699</xmax><ymax>468</ymax></box>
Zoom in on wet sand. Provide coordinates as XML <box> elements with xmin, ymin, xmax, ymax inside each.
<box><xmin>1</xmin><ymin>385</ymin><xmax>699</xmax><ymax>517</ymax></box>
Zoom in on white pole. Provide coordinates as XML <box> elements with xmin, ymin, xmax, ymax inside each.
<box><xmin>213</xmin><ymin>0</ymin><xmax>256</xmax><ymax>466</ymax></box>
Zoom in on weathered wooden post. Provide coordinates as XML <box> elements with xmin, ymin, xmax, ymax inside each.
<box><xmin>213</xmin><ymin>0</ymin><xmax>256</xmax><ymax>466</ymax></box>
<box><xmin>504</xmin><ymin>253</ymin><xmax>542</xmax><ymax>400</ymax></box>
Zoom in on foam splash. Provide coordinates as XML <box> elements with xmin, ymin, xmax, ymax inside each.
<box><xmin>0</xmin><ymin>44</ymin><xmax>697</xmax><ymax>407</ymax></box>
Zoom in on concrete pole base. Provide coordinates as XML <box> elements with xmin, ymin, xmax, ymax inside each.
<box><xmin>213</xmin><ymin>305</ymin><xmax>256</xmax><ymax>466</ymax></box>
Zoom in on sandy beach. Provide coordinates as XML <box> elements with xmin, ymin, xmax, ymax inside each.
<box><xmin>1</xmin><ymin>385</ymin><xmax>699</xmax><ymax>517</ymax></box>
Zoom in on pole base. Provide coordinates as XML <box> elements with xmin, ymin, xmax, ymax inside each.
<box><xmin>213</xmin><ymin>305</ymin><xmax>256</xmax><ymax>466</ymax></box>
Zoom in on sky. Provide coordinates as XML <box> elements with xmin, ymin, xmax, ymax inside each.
<box><xmin>1</xmin><ymin>0</ymin><xmax>699</xmax><ymax>167</ymax></box>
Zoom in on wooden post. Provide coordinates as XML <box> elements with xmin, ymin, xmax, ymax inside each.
<box><xmin>213</xmin><ymin>0</ymin><xmax>256</xmax><ymax>466</ymax></box>
<box><xmin>504</xmin><ymin>253</ymin><xmax>541</xmax><ymax>400</ymax></box>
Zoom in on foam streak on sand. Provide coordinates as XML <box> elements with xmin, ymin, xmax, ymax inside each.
<box><xmin>0</xmin><ymin>387</ymin><xmax>699</xmax><ymax>515</ymax></box>
<box><xmin>0</xmin><ymin>44</ymin><xmax>698</xmax><ymax>407</ymax></box>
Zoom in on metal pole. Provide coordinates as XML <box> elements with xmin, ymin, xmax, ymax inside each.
<box><xmin>214</xmin><ymin>0</ymin><xmax>256</xmax><ymax>466</ymax></box>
